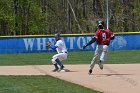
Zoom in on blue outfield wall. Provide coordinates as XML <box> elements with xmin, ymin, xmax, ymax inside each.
<box><xmin>0</xmin><ymin>33</ymin><xmax>140</xmax><ymax>54</ymax></box>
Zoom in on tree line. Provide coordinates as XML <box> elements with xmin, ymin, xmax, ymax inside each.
<box><xmin>0</xmin><ymin>0</ymin><xmax>139</xmax><ymax>35</ymax></box>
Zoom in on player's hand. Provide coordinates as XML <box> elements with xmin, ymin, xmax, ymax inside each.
<box><xmin>47</xmin><ymin>41</ymin><xmax>52</xmax><ymax>47</ymax></box>
<box><xmin>83</xmin><ymin>45</ymin><xmax>87</xmax><ymax>49</ymax></box>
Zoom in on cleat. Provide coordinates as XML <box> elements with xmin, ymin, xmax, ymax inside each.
<box><xmin>88</xmin><ymin>69</ymin><xmax>92</xmax><ymax>75</ymax></box>
<box><xmin>60</xmin><ymin>65</ymin><xmax>64</xmax><ymax>70</ymax></box>
<box><xmin>58</xmin><ymin>65</ymin><xmax>64</xmax><ymax>72</ymax></box>
<box><xmin>98</xmin><ymin>61</ymin><xmax>103</xmax><ymax>70</ymax></box>
<box><xmin>52</xmin><ymin>68</ymin><xmax>59</xmax><ymax>72</ymax></box>
<box><xmin>52</xmin><ymin>63</ymin><xmax>59</xmax><ymax>72</ymax></box>
<box><xmin>99</xmin><ymin>64</ymin><xmax>103</xmax><ymax>70</ymax></box>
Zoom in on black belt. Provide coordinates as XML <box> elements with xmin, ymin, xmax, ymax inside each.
<box><xmin>61</xmin><ymin>52</ymin><xmax>68</xmax><ymax>53</ymax></box>
<box><xmin>64</xmin><ymin>52</ymin><xmax>68</xmax><ymax>53</ymax></box>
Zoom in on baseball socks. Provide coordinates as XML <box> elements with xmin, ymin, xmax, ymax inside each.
<box><xmin>55</xmin><ymin>58</ymin><xmax>64</xmax><ymax>70</ymax></box>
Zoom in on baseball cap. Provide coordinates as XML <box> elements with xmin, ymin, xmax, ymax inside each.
<box><xmin>98</xmin><ymin>20</ymin><xmax>104</xmax><ymax>29</ymax></box>
<box><xmin>54</xmin><ymin>33</ymin><xmax>60</xmax><ymax>37</ymax></box>
<box><xmin>98</xmin><ymin>20</ymin><xmax>104</xmax><ymax>26</ymax></box>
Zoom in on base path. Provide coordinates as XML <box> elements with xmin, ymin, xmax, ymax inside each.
<box><xmin>0</xmin><ymin>64</ymin><xmax>139</xmax><ymax>93</ymax></box>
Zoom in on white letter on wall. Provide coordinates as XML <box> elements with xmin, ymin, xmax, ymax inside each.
<box><xmin>23</xmin><ymin>38</ymin><xmax>34</xmax><ymax>51</ymax></box>
<box><xmin>37</xmin><ymin>38</ymin><xmax>46</xmax><ymax>50</ymax></box>
<box><xmin>77</xmin><ymin>37</ymin><xmax>86</xmax><ymax>49</ymax></box>
<box><xmin>67</xmin><ymin>37</ymin><xmax>75</xmax><ymax>49</ymax></box>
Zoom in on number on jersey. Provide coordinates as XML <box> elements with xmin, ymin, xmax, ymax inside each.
<box><xmin>102</xmin><ymin>33</ymin><xmax>106</xmax><ymax>40</ymax></box>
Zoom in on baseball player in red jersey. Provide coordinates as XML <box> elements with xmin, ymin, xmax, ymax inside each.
<box><xmin>83</xmin><ymin>20</ymin><xmax>115</xmax><ymax>74</ymax></box>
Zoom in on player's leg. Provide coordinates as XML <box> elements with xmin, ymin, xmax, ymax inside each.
<box><xmin>52</xmin><ymin>54</ymin><xmax>63</xmax><ymax>70</ymax></box>
<box><xmin>57</xmin><ymin>53</ymin><xmax>68</xmax><ymax>70</ymax></box>
<box><xmin>99</xmin><ymin>45</ymin><xmax>108</xmax><ymax>69</ymax></box>
<box><xmin>52</xmin><ymin>53</ymin><xmax>67</xmax><ymax>71</ymax></box>
<box><xmin>89</xmin><ymin>45</ymin><xmax>102</xmax><ymax>74</ymax></box>
<box><xmin>51</xmin><ymin>56</ymin><xmax>59</xmax><ymax>72</ymax></box>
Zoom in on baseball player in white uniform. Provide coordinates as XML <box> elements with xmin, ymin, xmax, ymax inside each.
<box><xmin>47</xmin><ymin>33</ymin><xmax>68</xmax><ymax>72</ymax></box>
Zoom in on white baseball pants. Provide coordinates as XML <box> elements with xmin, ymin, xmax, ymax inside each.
<box><xmin>52</xmin><ymin>53</ymin><xmax>68</xmax><ymax>64</ymax></box>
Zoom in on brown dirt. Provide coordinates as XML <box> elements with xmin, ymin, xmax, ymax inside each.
<box><xmin>0</xmin><ymin>64</ymin><xmax>139</xmax><ymax>93</ymax></box>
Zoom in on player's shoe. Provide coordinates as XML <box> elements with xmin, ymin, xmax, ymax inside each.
<box><xmin>58</xmin><ymin>65</ymin><xmax>64</xmax><ymax>72</ymax></box>
<box><xmin>98</xmin><ymin>61</ymin><xmax>103</xmax><ymax>70</ymax></box>
<box><xmin>88</xmin><ymin>69</ymin><xmax>92</xmax><ymax>75</ymax></box>
<box><xmin>60</xmin><ymin>65</ymin><xmax>64</xmax><ymax>69</ymax></box>
<box><xmin>52</xmin><ymin>68</ymin><xmax>59</xmax><ymax>72</ymax></box>
<box><xmin>52</xmin><ymin>64</ymin><xmax>59</xmax><ymax>72</ymax></box>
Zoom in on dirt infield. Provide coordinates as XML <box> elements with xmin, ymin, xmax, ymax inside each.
<box><xmin>0</xmin><ymin>64</ymin><xmax>139</xmax><ymax>93</ymax></box>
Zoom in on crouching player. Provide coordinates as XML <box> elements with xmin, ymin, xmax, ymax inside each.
<box><xmin>47</xmin><ymin>33</ymin><xmax>68</xmax><ymax>72</ymax></box>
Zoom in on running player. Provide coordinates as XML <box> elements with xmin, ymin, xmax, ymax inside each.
<box><xmin>83</xmin><ymin>20</ymin><xmax>115</xmax><ymax>74</ymax></box>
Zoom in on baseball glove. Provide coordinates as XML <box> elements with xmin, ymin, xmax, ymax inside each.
<box><xmin>47</xmin><ymin>41</ymin><xmax>52</xmax><ymax>47</ymax></box>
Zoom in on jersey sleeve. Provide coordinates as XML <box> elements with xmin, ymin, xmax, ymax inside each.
<box><xmin>50</xmin><ymin>45</ymin><xmax>57</xmax><ymax>51</ymax></box>
<box><xmin>55</xmin><ymin>41</ymin><xmax>60</xmax><ymax>47</ymax></box>
<box><xmin>94</xmin><ymin>30</ymin><xmax>99</xmax><ymax>39</ymax></box>
<box><xmin>109</xmin><ymin>30</ymin><xmax>114</xmax><ymax>37</ymax></box>
<box><xmin>55</xmin><ymin>40</ymin><xmax>62</xmax><ymax>48</ymax></box>
<box><xmin>106</xmin><ymin>29</ymin><xmax>114</xmax><ymax>37</ymax></box>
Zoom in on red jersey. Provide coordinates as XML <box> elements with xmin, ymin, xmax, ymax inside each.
<box><xmin>94</xmin><ymin>29</ymin><xmax>114</xmax><ymax>45</ymax></box>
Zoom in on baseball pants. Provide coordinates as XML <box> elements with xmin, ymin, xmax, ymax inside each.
<box><xmin>52</xmin><ymin>53</ymin><xmax>68</xmax><ymax>64</ymax></box>
<box><xmin>90</xmin><ymin>45</ymin><xmax>108</xmax><ymax>70</ymax></box>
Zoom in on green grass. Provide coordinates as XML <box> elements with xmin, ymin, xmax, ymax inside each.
<box><xmin>0</xmin><ymin>50</ymin><xmax>139</xmax><ymax>65</ymax></box>
<box><xmin>0</xmin><ymin>53</ymin><xmax>53</xmax><ymax>65</ymax></box>
<box><xmin>105</xmin><ymin>50</ymin><xmax>140</xmax><ymax>64</ymax></box>
<box><xmin>0</xmin><ymin>75</ymin><xmax>101</xmax><ymax>93</ymax></box>
<box><xmin>66</xmin><ymin>50</ymin><xmax>140</xmax><ymax>64</ymax></box>
<box><xmin>0</xmin><ymin>50</ymin><xmax>139</xmax><ymax>93</ymax></box>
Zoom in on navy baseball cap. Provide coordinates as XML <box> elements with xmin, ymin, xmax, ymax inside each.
<box><xmin>54</xmin><ymin>33</ymin><xmax>60</xmax><ymax>37</ymax></box>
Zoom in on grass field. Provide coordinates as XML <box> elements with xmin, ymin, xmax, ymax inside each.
<box><xmin>0</xmin><ymin>50</ymin><xmax>139</xmax><ymax>65</ymax></box>
<box><xmin>0</xmin><ymin>75</ymin><xmax>101</xmax><ymax>93</ymax></box>
<box><xmin>0</xmin><ymin>50</ymin><xmax>139</xmax><ymax>93</ymax></box>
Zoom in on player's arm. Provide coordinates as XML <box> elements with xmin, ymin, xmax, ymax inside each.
<box><xmin>83</xmin><ymin>37</ymin><xmax>96</xmax><ymax>49</ymax></box>
<box><xmin>50</xmin><ymin>45</ymin><xmax>58</xmax><ymax>51</ymax></box>
<box><xmin>106</xmin><ymin>29</ymin><xmax>115</xmax><ymax>40</ymax></box>
<box><xmin>110</xmin><ymin>34</ymin><xmax>115</xmax><ymax>40</ymax></box>
<box><xmin>47</xmin><ymin>41</ymin><xmax>58</xmax><ymax>51</ymax></box>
